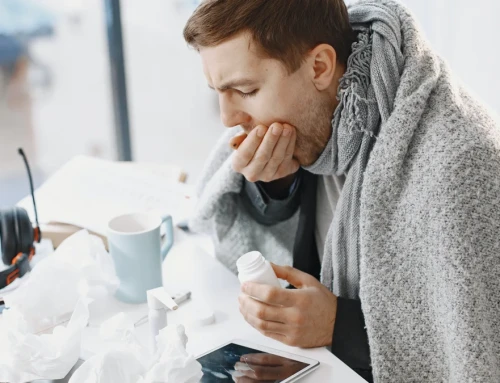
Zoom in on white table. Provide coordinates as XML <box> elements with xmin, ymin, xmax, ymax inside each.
<box><xmin>80</xmin><ymin>233</ymin><xmax>367</xmax><ymax>382</ymax></box>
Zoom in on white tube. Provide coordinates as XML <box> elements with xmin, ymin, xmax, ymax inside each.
<box><xmin>149</xmin><ymin>307</ymin><xmax>167</xmax><ymax>354</ymax></box>
<box><xmin>147</xmin><ymin>287</ymin><xmax>178</xmax><ymax>354</ymax></box>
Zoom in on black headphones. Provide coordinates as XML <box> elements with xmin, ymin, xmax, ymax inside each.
<box><xmin>0</xmin><ymin>149</ymin><xmax>42</xmax><ymax>290</ymax></box>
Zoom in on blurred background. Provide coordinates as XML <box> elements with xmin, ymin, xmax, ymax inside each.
<box><xmin>1</xmin><ymin>0</ymin><xmax>499</xmax><ymax>207</ymax></box>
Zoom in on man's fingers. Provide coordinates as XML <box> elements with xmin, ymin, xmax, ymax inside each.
<box><xmin>283</xmin><ymin>123</ymin><xmax>296</xmax><ymax>159</ymax></box>
<box><xmin>247</xmin><ymin>123</ymin><xmax>284</xmax><ymax>176</ymax></box>
<box><xmin>270</xmin><ymin>264</ymin><xmax>316</xmax><ymax>289</ymax></box>
<box><xmin>260</xmin><ymin>125</ymin><xmax>293</xmax><ymax>181</ymax></box>
<box><xmin>274</xmin><ymin>128</ymin><xmax>300</xmax><ymax>179</ymax></box>
<box><xmin>232</xmin><ymin>126</ymin><xmax>267</xmax><ymax>171</ymax></box>
<box><xmin>241</xmin><ymin>283</ymin><xmax>295</xmax><ymax>306</ymax></box>
<box><xmin>230</xmin><ymin>132</ymin><xmax>248</xmax><ymax>150</ymax></box>
<box><xmin>242</xmin><ymin>312</ymin><xmax>287</xmax><ymax>334</ymax></box>
<box><xmin>231</xmin><ymin>122</ymin><xmax>299</xmax><ymax>183</ymax></box>
<box><xmin>239</xmin><ymin>294</ymin><xmax>285</xmax><ymax>323</ymax></box>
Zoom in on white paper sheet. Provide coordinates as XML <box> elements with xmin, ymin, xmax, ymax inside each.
<box><xmin>17</xmin><ymin>156</ymin><xmax>195</xmax><ymax>236</ymax></box>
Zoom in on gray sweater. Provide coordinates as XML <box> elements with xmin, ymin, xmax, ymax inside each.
<box><xmin>189</xmin><ymin>1</ymin><xmax>500</xmax><ymax>381</ymax></box>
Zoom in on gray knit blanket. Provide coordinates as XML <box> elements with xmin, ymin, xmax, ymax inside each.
<box><xmin>189</xmin><ymin>0</ymin><xmax>500</xmax><ymax>381</ymax></box>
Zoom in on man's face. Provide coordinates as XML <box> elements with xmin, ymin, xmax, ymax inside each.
<box><xmin>200</xmin><ymin>32</ymin><xmax>334</xmax><ymax>166</ymax></box>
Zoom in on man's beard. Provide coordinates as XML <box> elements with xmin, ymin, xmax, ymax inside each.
<box><xmin>294</xmin><ymin>98</ymin><xmax>335</xmax><ymax>167</ymax></box>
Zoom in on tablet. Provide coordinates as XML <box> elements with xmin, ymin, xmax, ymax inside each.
<box><xmin>196</xmin><ymin>339</ymin><xmax>320</xmax><ymax>382</ymax></box>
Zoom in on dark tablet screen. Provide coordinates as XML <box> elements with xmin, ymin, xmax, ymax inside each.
<box><xmin>198</xmin><ymin>343</ymin><xmax>310</xmax><ymax>382</ymax></box>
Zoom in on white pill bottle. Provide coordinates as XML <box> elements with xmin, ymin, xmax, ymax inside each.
<box><xmin>236</xmin><ymin>251</ymin><xmax>281</xmax><ymax>288</ymax></box>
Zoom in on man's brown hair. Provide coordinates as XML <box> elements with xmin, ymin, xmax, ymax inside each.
<box><xmin>183</xmin><ymin>0</ymin><xmax>357</xmax><ymax>73</ymax></box>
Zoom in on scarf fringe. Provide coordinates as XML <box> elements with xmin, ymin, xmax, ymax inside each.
<box><xmin>338</xmin><ymin>28</ymin><xmax>378</xmax><ymax>138</ymax></box>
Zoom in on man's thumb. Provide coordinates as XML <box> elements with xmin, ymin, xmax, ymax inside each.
<box><xmin>270</xmin><ymin>263</ymin><xmax>313</xmax><ymax>288</ymax></box>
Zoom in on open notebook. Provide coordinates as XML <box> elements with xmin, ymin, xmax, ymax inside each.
<box><xmin>17</xmin><ymin>156</ymin><xmax>195</xmax><ymax>237</ymax></box>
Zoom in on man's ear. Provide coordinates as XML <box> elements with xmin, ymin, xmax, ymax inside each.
<box><xmin>307</xmin><ymin>44</ymin><xmax>337</xmax><ymax>91</ymax></box>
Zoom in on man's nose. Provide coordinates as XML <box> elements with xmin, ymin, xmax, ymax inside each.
<box><xmin>219</xmin><ymin>95</ymin><xmax>250</xmax><ymax>128</ymax></box>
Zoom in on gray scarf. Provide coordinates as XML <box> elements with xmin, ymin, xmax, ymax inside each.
<box><xmin>304</xmin><ymin>3</ymin><xmax>404</xmax><ymax>299</ymax></box>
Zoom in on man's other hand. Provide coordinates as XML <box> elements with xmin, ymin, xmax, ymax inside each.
<box><xmin>238</xmin><ymin>264</ymin><xmax>338</xmax><ymax>348</ymax></box>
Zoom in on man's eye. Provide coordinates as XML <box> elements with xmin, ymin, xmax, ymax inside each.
<box><xmin>239</xmin><ymin>90</ymin><xmax>258</xmax><ymax>98</ymax></box>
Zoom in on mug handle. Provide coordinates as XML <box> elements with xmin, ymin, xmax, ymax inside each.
<box><xmin>160</xmin><ymin>214</ymin><xmax>174</xmax><ymax>261</ymax></box>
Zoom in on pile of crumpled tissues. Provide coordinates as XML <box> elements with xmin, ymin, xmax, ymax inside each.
<box><xmin>0</xmin><ymin>229</ymin><xmax>203</xmax><ymax>383</ymax></box>
<box><xmin>69</xmin><ymin>313</ymin><xmax>203</xmax><ymax>383</ymax></box>
<box><xmin>0</xmin><ymin>230</ymin><xmax>118</xmax><ymax>383</ymax></box>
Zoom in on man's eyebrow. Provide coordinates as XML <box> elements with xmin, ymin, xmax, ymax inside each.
<box><xmin>208</xmin><ymin>79</ymin><xmax>257</xmax><ymax>91</ymax></box>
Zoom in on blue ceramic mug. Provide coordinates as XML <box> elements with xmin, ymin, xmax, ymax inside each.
<box><xmin>107</xmin><ymin>212</ymin><xmax>174</xmax><ymax>304</ymax></box>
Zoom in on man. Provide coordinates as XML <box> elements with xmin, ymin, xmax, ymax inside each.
<box><xmin>184</xmin><ymin>0</ymin><xmax>500</xmax><ymax>382</ymax></box>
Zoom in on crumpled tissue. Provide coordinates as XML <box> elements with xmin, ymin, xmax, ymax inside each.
<box><xmin>0</xmin><ymin>230</ymin><xmax>119</xmax><ymax>383</ymax></box>
<box><xmin>69</xmin><ymin>313</ymin><xmax>203</xmax><ymax>383</ymax></box>
<box><xmin>0</xmin><ymin>298</ymin><xmax>90</xmax><ymax>383</ymax></box>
